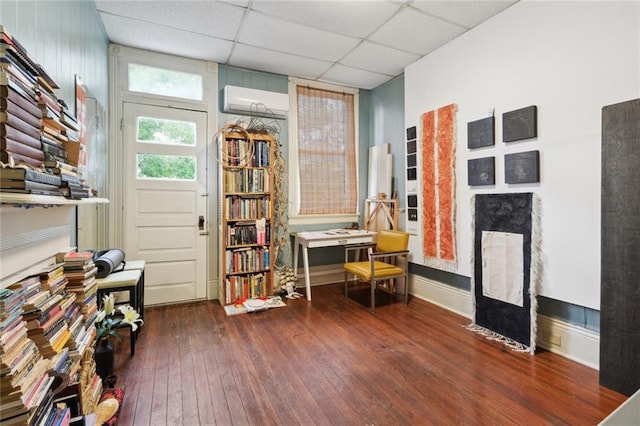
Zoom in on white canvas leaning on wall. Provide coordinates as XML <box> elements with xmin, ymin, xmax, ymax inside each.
<box><xmin>368</xmin><ymin>143</ymin><xmax>393</xmax><ymax>199</ymax></box>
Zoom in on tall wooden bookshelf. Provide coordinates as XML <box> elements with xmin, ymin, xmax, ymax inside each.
<box><xmin>219</xmin><ymin>127</ymin><xmax>274</xmax><ymax>305</ymax></box>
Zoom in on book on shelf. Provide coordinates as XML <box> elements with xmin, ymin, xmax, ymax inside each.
<box><xmin>0</xmin><ymin>36</ymin><xmax>39</xmax><ymax>76</ymax></box>
<box><xmin>0</xmin><ymin>179</ymin><xmax>60</xmax><ymax>193</ymax></box>
<box><xmin>40</xmin><ymin>141</ymin><xmax>67</xmax><ymax>160</ymax></box>
<box><xmin>0</xmin><ymin>53</ymin><xmax>37</xmax><ymax>90</ymax></box>
<box><xmin>0</xmin><ymin>69</ymin><xmax>37</xmax><ymax>100</ymax></box>
<box><xmin>43</xmin><ymin>160</ymin><xmax>77</xmax><ymax>174</ymax></box>
<box><xmin>21</xmin><ymin>290</ymin><xmax>50</xmax><ymax>313</ymax></box>
<box><xmin>0</xmin><ymin>322</ymin><xmax>27</xmax><ymax>353</ymax></box>
<box><xmin>0</xmin><ymin>106</ymin><xmax>41</xmax><ymax>130</ymax></box>
<box><xmin>0</xmin><ymin>109</ymin><xmax>41</xmax><ymax>138</ymax></box>
<box><xmin>0</xmin><ymin>356</ymin><xmax>48</xmax><ymax>396</ymax></box>
<box><xmin>27</xmin><ymin>387</ymin><xmax>54</xmax><ymax>426</ymax></box>
<box><xmin>39</xmin><ymin>276</ymin><xmax>67</xmax><ymax>296</ymax></box>
<box><xmin>0</xmin><ymin>150</ymin><xmax>44</xmax><ymax>168</ymax></box>
<box><xmin>0</xmin><ymin>140</ymin><xmax>45</xmax><ymax>164</ymax></box>
<box><xmin>0</xmin><ymin>167</ymin><xmax>61</xmax><ymax>187</ymax></box>
<box><xmin>64</xmin><ymin>266</ymin><xmax>97</xmax><ymax>282</ymax></box>
<box><xmin>0</xmin><ymin>289</ymin><xmax>23</xmax><ymax>316</ymax></box>
<box><xmin>1</xmin><ymin>124</ymin><xmax>43</xmax><ymax>151</ymax></box>
<box><xmin>0</xmin><ymin>187</ymin><xmax>62</xmax><ymax>197</ymax></box>
<box><xmin>25</xmin><ymin>306</ymin><xmax>65</xmax><ymax>333</ymax></box>
<box><xmin>1</xmin><ymin>339</ymin><xmax>38</xmax><ymax>376</ymax></box>
<box><xmin>0</xmin><ymin>87</ymin><xmax>41</xmax><ymax>119</ymax></box>
<box><xmin>0</xmin><ymin>314</ymin><xmax>24</xmax><ymax>339</ymax></box>
<box><xmin>0</xmin><ymin>410</ymin><xmax>30</xmax><ymax>426</ymax></box>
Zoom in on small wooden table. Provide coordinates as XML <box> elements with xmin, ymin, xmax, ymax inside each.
<box><xmin>292</xmin><ymin>230</ymin><xmax>376</xmax><ymax>301</ymax></box>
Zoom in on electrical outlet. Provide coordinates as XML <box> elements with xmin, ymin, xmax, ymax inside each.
<box><xmin>549</xmin><ymin>334</ymin><xmax>562</xmax><ymax>346</ymax></box>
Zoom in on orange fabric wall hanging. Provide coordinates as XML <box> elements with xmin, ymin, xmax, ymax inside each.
<box><xmin>421</xmin><ymin>103</ymin><xmax>457</xmax><ymax>270</ymax></box>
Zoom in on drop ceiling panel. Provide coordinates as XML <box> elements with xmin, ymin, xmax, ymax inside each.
<box><xmin>238</xmin><ymin>11</ymin><xmax>361</xmax><ymax>62</ymax></box>
<box><xmin>94</xmin><ymin>0</ymin><xmax>519</xmax><ymax>90</ymax></box>
<box><xmin>229</xmin><ymin>43</ymin><xmax>332</xmax><ymax>81</ymax></box>
<box><xmin>96</xmin><ymin>0</ymin><xmax>245</xmax><ymax>39</ymax></box>
<box><xmin>341</xmin><ymin>41</ymin><xmax>420</xmax><ymax>76</ymax></box>
<box><xmin>369</xmin><ymin>7</ymin><xmax>467</xmax><ymax>55</ymax></box>
<box><xmin>320</xmin><ymin>64</ymin><xmax>391</xmax><ymax>90</ymax></box>
<box><xmin>249</xmin><ymin>0</ymin><xmax>402</xmax><ymax>38</ymax></box>
<box><xmin>99</xmin><ymin>13</ymin><xmax>233</xmax><ymax>64</ymax></box>
<box><xmin>412</xmin><ymin>0</ymin><xmax>517</xmax><ymax>28</ymax></box>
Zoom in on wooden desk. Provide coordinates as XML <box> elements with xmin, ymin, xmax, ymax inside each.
<box><xmin>292</xmin><ymin>230</ymin><xmax>376</xmax><ymax>301</ymax></box>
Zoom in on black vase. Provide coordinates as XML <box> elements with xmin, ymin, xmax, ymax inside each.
<box><xmin>94</xmin><ymin>338</ymin><xmax>114</xmax><ymax>381</ymax></box>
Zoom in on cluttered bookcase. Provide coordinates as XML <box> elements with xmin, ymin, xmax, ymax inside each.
<box><xmin>219</xmin><ymin>125</ymin><xmax>275</xmax><ymax>306</ymax></box>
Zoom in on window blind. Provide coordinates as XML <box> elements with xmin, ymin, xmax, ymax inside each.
<box><xmin>296</xmin><ymin>85</ymin><xmax>357</xmax><ymax>215</ymax></box>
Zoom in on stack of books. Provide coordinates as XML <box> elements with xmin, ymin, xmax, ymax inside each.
<box><xmin>1</xmin><ymin>25</ymin><xmax>90</xmax><ymax>200</ymax></box>
<box><xmin>21</xmin><ymin>286</ymin><xmax>75</xmax><ymax>360</ymax></box>
<box><xmin>0</xmin><ymin>165</ymin><xmax>62</xmax><ymax>197</ymax></box>
<box><xmin>0</xmin><ymin>26</ymin><xmax>45</xmax><ymax>170</ymax></box>
<box><xmin>0</xmin><ymin>282</ymin><xmax>54</xmax><ymax>426</ymax></box>
<box><xmin>61</xmin><ymin>251</ymin><xmax>99</xmax><ymax>325</ymax></box>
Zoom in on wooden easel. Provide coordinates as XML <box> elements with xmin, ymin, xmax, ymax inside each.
<box><xmin>364</xmin><ymin>198</ymin><xmax>399</xmax><ymax>231</ymax></box>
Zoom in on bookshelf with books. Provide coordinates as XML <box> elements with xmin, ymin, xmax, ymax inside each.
<box><xmin>219</xmin><ymin>127</ymin><xmax>275</xmax><ymax>305</ymax></box>
<box><xmin>1</xmin><ymin>25</ymin><xmax>94</xmax><ymax>202</ymax></box>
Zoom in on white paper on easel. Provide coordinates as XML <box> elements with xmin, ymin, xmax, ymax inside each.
<box><xmin>368</xmin><ymin>144</ymin><xmax>392</xmax><ymax>199</ymax></box>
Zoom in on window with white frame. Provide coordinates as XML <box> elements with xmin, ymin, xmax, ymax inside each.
<box><xmin>288</xmin><ymin>78</ymin><xmax>359</xmax><ymax>225</ymax></box>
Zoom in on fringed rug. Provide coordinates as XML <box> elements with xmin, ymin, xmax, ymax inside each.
<box><xmin>421</xmin><ymin>103</ymin><xmax>457</xmax><ymax>271</ymax></box>
<box><xmin>468</xmin><ymin>193</ymin><xmax>541</xmax><ymax>353</ymax></box>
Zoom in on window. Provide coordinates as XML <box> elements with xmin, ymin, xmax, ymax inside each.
<box><xmin>128</xmin><ymin>63</ymin><xmax>203</xmax><ymax>101</ymax></box>
<box><xmin>288</xmin><ymin>78</ymin><xmax>359</xmax><ymax>225</ymax></box>
<box><xmin>135</xmin><ymin>116</ymin><xmax>197</xmax><ymax>180</ymax></box>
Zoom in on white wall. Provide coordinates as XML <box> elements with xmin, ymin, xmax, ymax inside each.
<box><xmin>405</xmin><ymin>1</ymin><xmax>640</xmax><ymax>310</ymax></box>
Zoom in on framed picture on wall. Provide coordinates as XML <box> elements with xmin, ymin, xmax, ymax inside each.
<box><xmin>505</xmin><ymin>150</ymin><xmax>540</xmax><ymax>183</ymax></box>
<box><xmin>503</xmin><ymin>105</ymin><xmax>537</xmax><ymax>142</ymax></box>
<box><xmin>468</xmin><ymin>157</ymin><xmax>495</xmax><ymax>186</ymax></box>
<box><xmin>467</xmin><ymin>116</ymin><xmax>495</xmax><ymax>149</ymax></box>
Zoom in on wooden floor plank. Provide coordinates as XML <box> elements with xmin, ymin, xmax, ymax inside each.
<box><xmin>112</xmin><ymin>283</ymin><xmax>627</xmax><ymax>425</ymax></box>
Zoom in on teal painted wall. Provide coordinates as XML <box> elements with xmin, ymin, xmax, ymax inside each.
<box><xmin>369</xmin><ymin>75</ymin><xmax>405</xmax><ymax>207</ymax></box>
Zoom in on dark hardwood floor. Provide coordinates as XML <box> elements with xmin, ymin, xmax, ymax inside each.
<box><xmin>110</xmin><ymin>283</ymin><xmax>627</xmax><ymax>425</ymax></box>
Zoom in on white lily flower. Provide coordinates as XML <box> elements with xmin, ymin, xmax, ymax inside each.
<box><xmin>102</xmin><ymin>293</ymin><xmax>116</xmax><ymax>316</ymax></box>
<box><xmin>119</xmin><ymin>305</ymin><xmax>143</xmax><ymax>332</ymax></box>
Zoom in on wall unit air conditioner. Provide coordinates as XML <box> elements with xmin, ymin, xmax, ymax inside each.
<box><xmin>223</xmin><ymin>85</ymin><xmax>289</xmax><ymax>119</ymax></box>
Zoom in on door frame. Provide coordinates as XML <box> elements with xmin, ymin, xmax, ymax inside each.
<box><xmin>108</xmin><ymin>44</ymin><xmax>219</xmax><ymax>301</ymax></box>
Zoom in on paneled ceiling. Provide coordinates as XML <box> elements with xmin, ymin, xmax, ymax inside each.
<box><xmin>95</xmin><ymin>0</ymin><xmax>518</xmax><ymax>90</ymax></box>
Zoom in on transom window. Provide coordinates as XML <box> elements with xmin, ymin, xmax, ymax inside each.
<box><xmin>128</xmin><ymin>63</ymin><xmax>203</xmax><ymax>101</ymax></box>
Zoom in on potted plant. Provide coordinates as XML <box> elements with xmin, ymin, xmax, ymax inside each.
<box><xmin>94</xmin><ymin>293</ymin><xmax>144</xmax><ymax>382</ymax></box>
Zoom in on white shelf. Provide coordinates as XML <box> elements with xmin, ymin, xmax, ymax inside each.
<box><xmin>0</xmin><ymin>193</ymin><xmax>110</xmax><ymax>207</ymax></box>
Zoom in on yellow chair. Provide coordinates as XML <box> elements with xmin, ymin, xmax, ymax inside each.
<box><xmin>344</xmin><ymin>230</ymin><xmax>410</xmax><ymax>313</ymax></box>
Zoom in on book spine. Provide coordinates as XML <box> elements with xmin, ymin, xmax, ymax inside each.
<box><xmin>0</xmin><ymin>113</ymin><xmax>41</xmax><ymax>140</ymax></box>
<box><xmin>1</xmin><ymin>98</ymin><xmax>42</xmax><ymax>127</ymax></box>
<box><xmin>0</xmin><ymin>150</ymin><xmax>42</xmax><ymax>167</ymax></box>
<box><xmin>0</xmin><ymin>70</ymin><xmax>37</xmax><ymax>100</ymax></box>
<box><xmin>0</xmin><ymin>138</ymin><xmax>45</xmax><ymax>160</ymax></box>
<box><xmin>0</xmin><ymin>89</ymin><xmax>41</xmax><ymax>119</ymax></box>
<box><xmin>25</xmin><ymin>169</ymin><xmax>61</xmax><ymax>186</ymax></box>
<box><xmin>1</xmin><ymin>124</ymin><xmax>42</xmax><ymax>150</ymax></box>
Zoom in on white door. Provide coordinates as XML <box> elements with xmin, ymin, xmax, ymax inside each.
<box><xmin>122</xmin><ymin>102</ymin><xmax>208</xmax><ymax>305</ymax></box>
